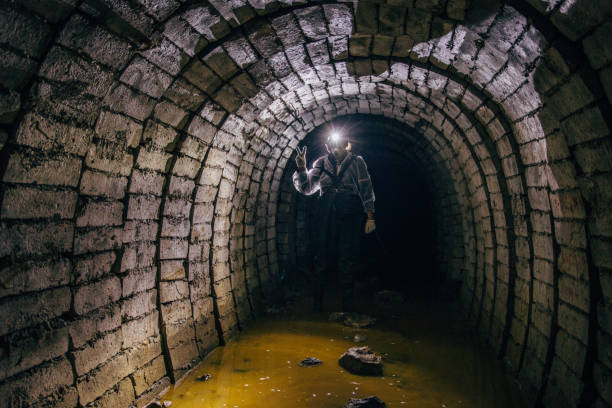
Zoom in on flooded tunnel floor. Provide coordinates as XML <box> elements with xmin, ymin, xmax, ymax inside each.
<box><xmin>160</xmin><ymin>294</ymin><xmax>527</xmax><ymax>408</ymax></box>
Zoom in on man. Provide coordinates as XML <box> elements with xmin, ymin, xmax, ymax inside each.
<box><xmin>293</xmin><ymin>132</ymin><xmax>376</xmax><ymax>311</ymax></box>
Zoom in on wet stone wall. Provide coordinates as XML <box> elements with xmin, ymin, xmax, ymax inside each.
<box><xmin>0</xmin><ymin>0</ymin><xmax>611</xmax><ymax>407</ymax></box>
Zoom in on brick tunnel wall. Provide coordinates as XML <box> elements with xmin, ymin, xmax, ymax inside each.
<box><xmin>0</xmin><ymin>1</ymin><xmax>610</xmax><ymax>407</ymax></box>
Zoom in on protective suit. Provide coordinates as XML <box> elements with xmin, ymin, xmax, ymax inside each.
<box><xmin>292</xmin><ymin>137</ymin><xmax>375</xmax><ymax>311</ymax></box>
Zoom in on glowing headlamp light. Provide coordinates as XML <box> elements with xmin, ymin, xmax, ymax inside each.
<box><xmin>328</xmin><ymin>131</ymin><xmax>344</xmax><ymax>146</ymax></box>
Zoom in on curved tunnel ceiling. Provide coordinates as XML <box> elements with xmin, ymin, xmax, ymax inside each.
<box><xmin>0</xmin><ymin>1</ymin><xmax>610</xmax><ymax>407</ymax></box>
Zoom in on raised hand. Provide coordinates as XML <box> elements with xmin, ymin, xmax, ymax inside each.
<box><xmin>295</xmin><ymin>146</ymin><xmax>307</xmax><ymax>170</ymax></box>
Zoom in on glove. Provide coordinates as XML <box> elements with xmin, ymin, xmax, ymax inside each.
<box><xmin>295</xmin><ymin>146</ymin><xmax>307</xmax><ymax>171</ymax></box>
<box><xmin>365</xmin><ymin>219</ymin><xmax>376</xmax><ymax>234</ymax></box>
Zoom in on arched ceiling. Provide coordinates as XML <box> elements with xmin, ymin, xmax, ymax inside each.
<box><xmin>0</xmin><ymin>1</ymin><xmax>610</xmax><ymax>407</ymax></box>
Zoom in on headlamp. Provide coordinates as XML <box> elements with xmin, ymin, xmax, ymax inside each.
<box><xmin>328</xmin><ymin>131</ymin><xmax>345</xmax><ymax>146</ymax></box>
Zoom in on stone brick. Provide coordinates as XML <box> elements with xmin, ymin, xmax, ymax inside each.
<box><xmin>0</xmin><ymin>257</ymin><xmax>71</xmax><ymax>298</ymax></box>
<box><xmin>132</xmin><ymin>355</ymin><xmax>166</xmax><ymax>396</ymax></box>
<box><xmin>76</xmin><ymin>352</ymin><xmax>132</xmax><ymax>405</ymax></box>
<box><xmin>592</xmin><ymin>238</ymin><xmax>612</xmax><ymax>270</ymax></box>
<box><xmin>203</xmin><ymin>47</ymin><xmax>239</xmax><ymax>80</ymax></box>
<box><xmin>1</xmin><ymin>186</ymin><xmax>77</xmax><ymax>220</ymax></box>
<box><xmin>73</xmin><ymin>329</ymin><xmax>122</xmax><ymax>376</ymax></box>
<box><xmin>547</xmin><ymin>74</ymin><xmax>594</xmax><ymax>119</ymax></box>
<box><xmin>551</xmin><ymin>0</ymin><xmax>612</xmax><ymax>41</ymax></box>
<box><xmin>120</xmin><ymin>56</ymin><xmax>173</xmax><ymax>98</ymax></box>
<box><xmin>74</xmin><ymin>276</ymin><xmax>121</xmax><ymax>315</ymax></box>
<box><xmin>154</xmin><ymin>100</ymin><xmax>188</xmax><ymax>128</ymax></box>
<box><xmin>161</xmin><ymin>260</ymin><xmax>185</xmax><ymax>281</ymax></box>
<box><xmin>0</xmin><ymin>89</ymin><xmax>20</xmax><ymax>123</ymax></box>
<box><xmin>3</xmin><ymin>150</ymin><xmax>82</xmax><ymax>187</ymax></box>
<box><xmin>91</xmin><ymin>377</ymin><xmax>135</xmax><ymax>408</ymax></box>
<box><xmin>127</xmin><ymin>195</ymin><xmax>161</xmax><ymax>220</ymax></box>
<box><xmin>165</xmin><ymin>78</ymin><xmax>207</xmax><ymax>112</ymax></box>
<box><xmin>103</xmin><ymin>84</ymin><xmax>155</xmax><ymax>122</ymax></box>
<box><xmin>160</xmin><ymin>238</ymin><xmax>188</xmax><ymax>259</ymax></box>
<box><xmin>0</xmin><ymin>287</ymin><xmax>70</xmax><ymax>336</ymax></box>
<box><xmin>163</xmin><ymin>198</ymin><xmax>192</xmax><ymax>218</ymax></box>
<box><xmin>165</xmin><ymin>319</ymin><xmax>195</xmax><ymax>349</ymax></box>
<box><xmin>16</xmin><ymin>113</ymin><xmax>93</xmax><ymax>156</ymax></box>
<box><xmin>183</xmin><ymin>60</ymin><xmax>223</xmax><ymax>95</ymax></box>
<box><xmin>294</xmin><ymin>6</ymin><xmax>328</xmax><ymax>40</ymax></box>
<box><xmin>0</xmin><ymin>357</ymin><xmax>74</xmax><ymax>407</ymax></box>
<box><xmin>182</xmin><ymin>5</ymin><xmax>229</xmax><ymax>40</ymax></box>
<box><xmin>134</xmin><ymin>377</ymin><xmax>170</xmax><ymax>408</ymax></box>
<box><xmin>161</xmin><ymin>217</ymin><xmax>190</xmax><ymax>238</ymax></box>
<box><xmin>324</xmin><ymin>4</ymin><xmax>352</xmax><ymax>36</ymax></box>
<box><xmin>0</xmin><ymin>8</ymin><xmax>51</xmax><ymax>57</ymax></box>
<box><xmin>76</xmin><ymin>199</ymin><xmax>124</xmax><ymax>227</ymax></box>
<box><xmin>558</xmin><ymin>302</ymin><xmax>589</xmax><ymax>343</ymax></box>
<box><xmin>560</xmin><ymin>106</ymin><xmax>609</xmax><ymax>146</ymax></box>
<box><xmin>122</xmin><ymin>312</ymin><xmax>159</xmax><ymax>349</ymax></box>
<box><xmin>73</xmin><ymin>226</ymin><xmax>123</xmax><ymax>255</ymax></box>
<box><xmin>0</xmin><ymin>48</ymin><xmax>37</xmax><ymax>90</ymax></box>
<box><xmin>80</xmin><ymin>170</ymin><xmax>128</xmax><ymax>199</ymax></box>
<box><xmin>555</xmin><ymin>329</ymin><xmax>586</xmax><ymax>375</ymax></box>
<box><xmin>0</xmin><ymin>326</ymin><xmax>68</xmax><ymax>382</ymax></box>
<box><xmin>69</xmin><ymin>303</ymin><xmax>121</xmax><ymax>348</ymax></box>
<box><xmin>224</xmin><ymin>36</ymin><xmax>258</xmax><ymax>69</ymax></box>
<box><xmin>168</xmin><ymin>338</ymin><xmax>198</xmax><ymax>371</ymax></box>
<box><xmin>172</xmin><ymin>156</ymin><xmax>200</xmax><ymax>178</ymax></box>
<box><xmin>73</xmin><ymin>251</ymin><xmax>117</xmax><ymax>284</ymax></box>
<box><xmin>121</xmin><ymin>289</ymin><xmax>157</xmax><ymax>321</ymax></box>
<box><xmin>39</xmin><ymin>47</ymin><xmax>114</xmax><ymax>98</ymax></box>
<box><xmin>122</xmin><ymin>267</ymin><xmax>156</xmax><ymax>297</ymax></box>
<box><xmin>161</xmin><ymin>298</ymin><xmax>191</xmax><ymax>326</ymax></box>
<box><xmin>58</xmin><ymin>13</ymin><xmax>133</xmax><ymax>70</ymax></box>
<box><xmin>160</xmin><ymin>280</ymin><xmax>189</xmax><ymax>303</ymax></box>
<box><xmin>85</xmin><ymin>143</ymin><xmax>134</xmax><ymax>177</ymax></box>
<box><xmin>130</xmin><ymin>170</ymin><xmax>165</xmax><ymax>196</ymax></box>
<box><xmin>0</xmin><ymin>221</ymin><xmax>74</xmax><ymax>258</ymax></box>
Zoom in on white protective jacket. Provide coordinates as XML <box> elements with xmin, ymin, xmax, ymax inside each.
<box><xmin>292</xmin><ymin>152</ymin><xmax>375</xmax><ymax>214</ymax></box>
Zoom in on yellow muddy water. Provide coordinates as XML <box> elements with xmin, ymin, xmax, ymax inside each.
<box><xmin>160</xmin><ymin>299</ymin><xmax>527</xmax><ymax>408</ymax></box>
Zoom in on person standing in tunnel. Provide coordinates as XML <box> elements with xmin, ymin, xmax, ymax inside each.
<box><xmin>293</xmin><ymin>132</ymin><xmax>376</xmax><ymax>312</ymax></box>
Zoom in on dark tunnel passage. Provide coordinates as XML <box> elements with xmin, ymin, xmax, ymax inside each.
<box><xmin>281</xmin><ymin>115</ymin><xmax>441</xmax><ymax>296</ymax></box>
<box><xmin>0</xmin><ymin>0</ymin><xmax>611</xmax><ymax>407</ymax></box>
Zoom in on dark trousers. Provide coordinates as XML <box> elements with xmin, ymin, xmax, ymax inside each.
<box><xmin>312</xmin><ymin>192</ymin><xmax>363</xmax><ymax>311</ymax></box>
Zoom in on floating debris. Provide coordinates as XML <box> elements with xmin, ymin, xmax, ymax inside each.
<box><xmin>299</xmin><ymin>357</ymin><xmax>323</xmax><ymax>367</ymax></box>
<box><xmin>344</xmin><ymin>396</ymin><xmax>386</xmax><ymax>407</ymax></box>
<box><xmin>195</xmin><ymin>374</ymin><xmax>211</xmax><ymax>382</ymax></box>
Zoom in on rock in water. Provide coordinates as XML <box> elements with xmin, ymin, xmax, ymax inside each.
<box><xmin>196</xmin><ymin>373</ymin><xmax>211</xmax><ymax>382</ymax></box>
<box><xmin>343</xmin><ymin>313</ymin><xmax>376</xmax><ymax>328</ymax></box>
<box><xmin>299</xmin><ymin>357</ymin><xmax>322</xmax><ymax>367</ymax></box>
<box><xmin>338</xmin><ymin>347</ymin><xmax>382</xmax><ymax>375</ymax></box>
<box><xmin>353</xmin><ymin>333</ymin><xmax>367</xmax><ymax>343</ymax></box>
<box><xmin>345</xmin><ymin>396</ymin><xmax>386</xmax><ymax>407</ymax></box>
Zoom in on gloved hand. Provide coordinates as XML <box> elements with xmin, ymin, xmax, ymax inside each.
<box><xmin>365</xmin><ymin>218</ymin><xmax>376</xmax><ymax>234</ymax></box>
<box><xmin>295</xmin><ymin>146</ymin><xmax>306</xmax><ymax>171</ymax></box>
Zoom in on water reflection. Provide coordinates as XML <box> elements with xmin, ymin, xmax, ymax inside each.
<box><xmin>161</xmin><ymin>298</ymin><xmax>527</xmax><ymax>408</ymax></box>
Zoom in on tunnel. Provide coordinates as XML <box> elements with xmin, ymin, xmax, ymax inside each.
<box><xmin>0</xmin><ymin>0</ymin><xmax>610</xmax><ymax>407</ymax></box>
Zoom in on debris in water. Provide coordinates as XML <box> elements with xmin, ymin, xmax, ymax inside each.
<box><xmin>344</xmin><ymin>396</ymin><xmax>386</xmax><ymax>407</ymax></box>
<box><xmin>195</xmin><ymin>374</ymin><xmax>211</xmax><ymax>382</ymax></box>
<box><xmin>299</xmin><ymin>357</ymin><xmax>323</xmax><ymax>367</ymax></box>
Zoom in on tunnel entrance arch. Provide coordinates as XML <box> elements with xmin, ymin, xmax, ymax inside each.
<box><xmin>0</xmin><ymin>0</ymin><xmax>609</xmax><ymax>407</ymax></box>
